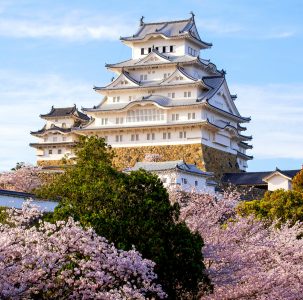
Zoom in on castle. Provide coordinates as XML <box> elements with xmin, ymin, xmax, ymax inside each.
<box><xmin>30</xmin><ymin>14</ymin><xmax>253</xmax><ymax>176</ymax></box>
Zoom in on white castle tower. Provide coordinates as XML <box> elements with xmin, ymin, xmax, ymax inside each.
<box><xmin>31</xmin><ymin>14</ymin><xmax>253</xmax><ymax>175</ymax></box>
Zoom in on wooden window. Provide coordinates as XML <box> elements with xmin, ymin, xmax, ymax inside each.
<box><xmin>141</xmin><ymin>48</ymin><xmax>145</xmax><ymax>55</ymax></box>
<box><xmin>116</xmin><ymin>117</ymin><xmax>123</xmax><ymax>124</ymax></box>
<box><xmin>162</xmin><ymin>46</ymin><xmax>166</xmax><ymax>53</ymax></box>
<box><xmin>179</xmin><ymin>131</ymin><xmax>187</xmax><ymax>138</ymax></box>
<box><xmin>148</xmin><ymin>47</ymin><xmax>152</xmax><ymax>53</ymax></box>
<box><xmin>195</xmin><ymin>180</ymin><xmax>198</xmax><ymax>186</ymax></box>
<box><xmin>58</xmin><ymin>149</ymin><xmax>62</xmax><ymax>154</ymax></box>
<box><xmin>48</xmin><ymin>149</ymin><xmax>52</xmax><ymax>155</ymax></box>
<box><xmin>172</xmin><ymin>114</ymin><xmax>179</xmax><ymax>121</ymax></box>
<box><xmin>163</xmin><ymin>132</ymin><xmax>171</xmax><ymax>139</ymax></box>
<box><xmin>170</xmin><ymin>45</ymin><xmax>174</xmax><ymax>52</ymax></box>
<box><xmin>115</xmin><ymin>135</ymin><xmax>122</xmax><ymax>142</ymax></box>
<box><xmin>131</xmin><ymin>134</ymin><xmax>139</xmax><ymax>141</ymax></box>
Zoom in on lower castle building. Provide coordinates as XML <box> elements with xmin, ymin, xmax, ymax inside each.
<box><xmin>30</xmin><ymin>15</ymin><xmax>253</xmax><ymax>177</ymax></box>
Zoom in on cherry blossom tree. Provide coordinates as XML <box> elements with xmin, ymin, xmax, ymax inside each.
<box><xmin>0</xmin><ymin>165</ymin><xmax>42</xmax><ymax>192</ymax></box>
<box><xmin>173</xmin><ymin>190</ymin><xmax>303</xmax><ymax>300</ymax></box>
<box><xmin>0</xmin><ymin>202</ymin><xmax>166</xmax><ymax>300</ymax></box>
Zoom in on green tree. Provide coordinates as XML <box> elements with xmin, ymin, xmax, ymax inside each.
<box><xmin>237</xmin><ymin>189</ymin><xmax>303</xmax><ymax>225</ymax></box>
<box><xmin>37</xmin><ymin>136</ymin><xmax>210</xmax><ymax>299</ymax></box>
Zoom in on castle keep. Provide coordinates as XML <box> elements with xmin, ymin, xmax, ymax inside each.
<box><xmin>30</xmin><ymin>14</ymin><xmax>253</xmax><ymax>175</ymax></box>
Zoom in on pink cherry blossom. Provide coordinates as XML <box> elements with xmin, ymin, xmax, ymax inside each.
<box><xmin>0</xmin><ymin>165</ymin><xmax>42</xmax><ymax>192</ymax></box>
<box><xmin>174</xmin><ymin>190</ymin><xmax>303</xmax><ymax>300</ymax></box>
<box><xmin>0</xmin><ymin>201</ymin><xmax>166</xmax><ymax>299</ymax></box>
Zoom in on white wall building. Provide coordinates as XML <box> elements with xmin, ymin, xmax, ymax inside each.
<box><xmin>30</xmin><ymin>106</ymin><xmax>90</xmax><ymax>163</ymax></box>
<box><xmin>262</xmin><ymin>169</ymin><xmax>299</xmax><ymax>191</ymax></box>
<box><xmin>126</xmin><ymin>160</ymin><xmax>216</xmax><ymax>194</ymax></box>
<box><xmin>222</xmin><ymin>168</ymin><xmax>301</xmax><ymax>191</ymax></box>
<box><xmin>31</xmin><ymin>14</ymin><xmax>253</xmax><ymax>172</ymax></box>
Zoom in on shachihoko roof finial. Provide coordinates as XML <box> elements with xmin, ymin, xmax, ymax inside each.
<box><xmin>190</xmin><ymin>11</ymin><xmax>195</xmax><ymax>19</ymax></box>
<box><xmin>140</xmin><ymin>16</ymin><xmax>144</xmax><ymax>26</ymax></box>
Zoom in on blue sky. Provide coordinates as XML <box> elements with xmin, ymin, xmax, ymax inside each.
<box><xmin>0</xmin><ymin>0</ymin><xmax>303</xmax><ymax>171</ymax></box>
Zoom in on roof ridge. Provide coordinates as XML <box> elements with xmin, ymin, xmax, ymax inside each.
<box><xmin>141</xmin><ymin>18</ymin><xmax>191</xmax><ymax>26</ymax></box>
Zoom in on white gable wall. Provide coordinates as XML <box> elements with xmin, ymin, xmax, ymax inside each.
<box><xmin>267</xmin><ymin>174</ymin><xmax>291</xmax><ymax>191</ymax></box>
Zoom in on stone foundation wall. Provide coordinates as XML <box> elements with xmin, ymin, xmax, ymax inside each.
<box><xmin>37</xmin><ymin>160</ymin><xmax>63</xmax><ymax>167</ymax></box>
<box><xmin>201</xmin><ymin>145</ymin><xmax>240</xmax><ymax>178</ymax></box>
<box><xmin>113</xmin><ymin>143</ymin><xmax>240</xmax><ymax>178</ymax></box>
<box><xmin>37</xmin><ymin>144</ymin><xmax>241</xmax><ymax>178</ymax></box>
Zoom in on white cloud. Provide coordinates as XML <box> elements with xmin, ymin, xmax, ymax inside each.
<box><xmin>0</xmin><ymin>9</ymin><xmax>136</xmax><ymax>41</ymax></box>
<box><xmin>0</xmin><ymin>70</ymin><xmax>101</xmax><ymax>171</ymax></box>
<box><xmin>231</xmin><ymin>83</ymin><xmax>303</xmax><ymax>160</ymax></box>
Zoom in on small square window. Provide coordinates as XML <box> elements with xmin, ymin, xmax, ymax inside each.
<box><xmin>58</xmin><ymin>149</ymin><xmax>62</xmax><ymax>154</ymax></box>
<box><xmin>48</xmin><ymin>149</ymin><xmax>52</xmax><ymax>155</ymax></box>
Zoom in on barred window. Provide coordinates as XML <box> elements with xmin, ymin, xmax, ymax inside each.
<box><xmin>127</xmin><ymin>108</ymin><xmax>164</xmax><ymax>123</ymax></box>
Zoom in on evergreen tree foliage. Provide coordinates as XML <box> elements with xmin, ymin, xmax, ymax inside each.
<box><xmin>292</xmin><ymin>169</ymin><xmax>303</xmax><ymax>192</ymax></box>
<box><xmin>37</xmin><ymin>136</ymin><xmax>210</xmax><ymax>299</ymax></box>
<box><xmin>237</xmin><ymin>189</ymin><xmax>303</xmax><ymax>225</ymax></box>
